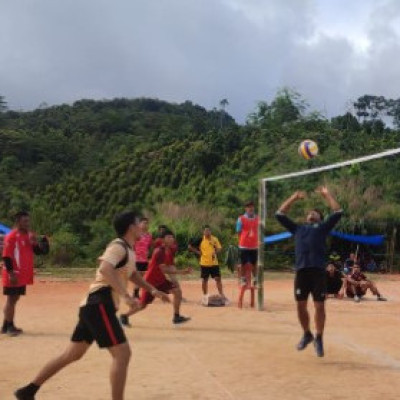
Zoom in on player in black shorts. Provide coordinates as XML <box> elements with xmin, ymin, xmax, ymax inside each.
<box><xmin>276</xmin><ymin>187</ymin><xmax>342</xmax><ymax>357</ymax></box>
<box><xmin>14</xmin><ymin>211</ymin><xmax>169</xmax><ymax>400</ymax></box>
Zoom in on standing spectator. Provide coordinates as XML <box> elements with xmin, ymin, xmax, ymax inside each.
<box><xmin>346</xmin><ymin>264</ymin><xmax>387</xmax><ymax>302</ymax></box>
<box><xmin>2</xmin><ymin>211</ymin><xmax>49</xmax><ymax>336</ymax></box>
<box><xmin>188</xmin><ymin>225</ymin><xmax>228</xmax><ymax>303</ymax></box>
<box><xmin>275</xmin><ymin>187</ymin><xmax>343</xmax><ymax>357</ymax></box>
<box><xmin>133</xmin><ymin>217</ymin><xmax>153</xmax><ymax>298</ymax></box>
<box><xmin>236</xmin><ymin>201</ymin><xmax>259</xmax><ymax>285</ymax></box>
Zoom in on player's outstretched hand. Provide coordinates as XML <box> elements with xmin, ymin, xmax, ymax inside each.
<box><xmin>294</xmin><ymin>191</ymin><xmax>307</xmax><ymax>200</ymax></box>
<box><xmin>315</xmin><ymin>186</ymin><xmax>330</xmax><ymax>196</ymax></box>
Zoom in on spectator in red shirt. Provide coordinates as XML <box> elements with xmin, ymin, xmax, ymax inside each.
<box><xmin>2</xmin><ymin>211</ymin><xmax>49</xmax><ymax>336</ymax></box>
<box><xmin>346</xmin><ymin>264</ymin><xmax>387</xmax><ymax>302</ymax></box>
<box><xmin>120</xmin><ymin>230</ymin><xmax>191</xmax><ymax>325</ymax></box>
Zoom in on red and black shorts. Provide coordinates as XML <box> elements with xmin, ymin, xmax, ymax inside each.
<box><xmin>140</xmin><ymin>280</ymin><xmax>177</xmax><ymax>306</ymax></box>
<box><xmin>71</xmin><ymin>300</ymin><xmax>126</xmax><ymax>348</ymax></box>
<box><xmin>3</xmin><ymin>286</ymin><xmax>26</xmax><ymax>296</ymax></box>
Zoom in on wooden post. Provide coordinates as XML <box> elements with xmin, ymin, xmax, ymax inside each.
<box><xmin>257</xmin><ymin>179</ymin><xmax>266</xmax><ymax>310</ymax></box>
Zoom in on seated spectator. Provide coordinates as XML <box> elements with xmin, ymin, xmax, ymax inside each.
<box><xmin>346</xmin><ymin>264</ymin><xmax>387</xmax><ymax>302</ymax></box>
<box><xmin>326</xmin><ymin>263</ymin><xmax>346</xmax><ymax>298</ymax></box>
<box><xmin>343</xmin><ymin>252</ymin><xmax>357</xmax><ymax>275</ymax></box>
<box><xmin>366</xmin><ymin>258</ymin><xmax>378</xmax><ymax>272</ymax></box>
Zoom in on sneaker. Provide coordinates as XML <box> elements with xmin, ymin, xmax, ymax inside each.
<box><xmin>7</xmin><ymin>325</ymin><xmax>23</xmax><ymax>336</ymax></box>
<box><xmin>377</xmin><ymin>296</ymin><xmax>387</xmax><ymax>301</ymax></box>
<box><xmin>173</xmin><ymin>315</ymin><xmax>191</xmax><ymax>325</ymax></box>
<box><xmin>1</xmin><ymin>325</ymin><xmax>7</xmax><ymax>334</ymax></box>
<box><xmin>119</xmin><ymin>314</ymin><xmax>131</xmax><ymax>327</ymax></box>
<box><xmin>354</xmin><ymin>295</ymin><xmax>361</xmax><ymax>303</ymax></box>
<box><xmin>223</xmin><ymin>296</ymin><xmax>231</xmax><ymax>306</ymax></box>
<box><xmin>14</xmin><ymin>388</ymin><xmax>35</xmax><ymax>400</ymax></box>
<box><xmin>296</xmin><ymin>332</ymin><xmax>314</xmax><ymax>351</ymax></box>
<box><xmin>314</xmin><ymin>336</ymin><xmax>324</xmax><ymax>357</ymax></box>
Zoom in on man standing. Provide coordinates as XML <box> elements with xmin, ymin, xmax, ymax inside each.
<box><xmin>188</xmin><ymin>225</ymin><xmax>227</xmax><ymax>303</ymax></box>
<box><xmin>236</xmin><ymin>201</ymin><xmax>259</xmax><ymax>285</ymax></box>
<box><xmin>14</xmin><ymin>211</ymin><xmax>169</xmax><ymax>400</ymax></box>
<box><xmin>133</xmin><ymin>217</ymin><xmax>153</xmax><ymax>298</ymax></box>
<box><xmin>2</xmin><ymin>211</ymin><xmax>49</xmax><ymax>336</ymax></box>
<box><xmin>121</xmin><ymin>230</ymin><xmax>191</xmax><ymax>325</ymax></box>
<box><xmin>275</xmin><ymin>187</ymin><xmax>342</xmax><ymax>357</ymax></box>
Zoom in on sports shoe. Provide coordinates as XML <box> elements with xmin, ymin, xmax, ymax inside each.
<box><xmin>1</xmin><ymin>325</ymin><xmax>7</xmax><ymax>334</ymax></box>
<box><xmin>354</xmin><ymin>295</ymin><xmax>361</xmax><ymax>303</ymax></box>
<box><xmin>7</xmin><ymin>325</ymin><xmax>23</xmax><ymax>336</ymax></box>
<box><xmin>173</xmin><ymin>315</ymin><xmax>191</xmax><ymax>324</ymax></box>
<box><xmin>377</xmin><ymin>296</ymin><xmax>387</xmax><ymax>301</ymax></box>
<box><xmin>119</xmin><ymin>314</ymin><xmax>131</xmax><ymax>327</ymax></box>
<box><xmin>14</xmin><ymin>388</ymin><xmax>35</xmax><ymax>400</ymax></box>
<box><xmin>296</xmin><ymin>332</ymin><xmax>314</xmax><ymax>351</ymax></box>
<box><xmin>314</xmin><ymin>336</ymin><xmax>324</xmax><ymax>357</ymax></box>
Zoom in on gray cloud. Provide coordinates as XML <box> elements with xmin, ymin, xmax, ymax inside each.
<box><xmin>0</xmin><ymin>0</ymin><xmax>399</xmax><ymax>122</ymax></box>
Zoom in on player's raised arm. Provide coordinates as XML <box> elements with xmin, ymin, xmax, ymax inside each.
<box><xmin>316</xmin><ymin>186</ymin><xmax>341</xmax><ymax>212</ymax></box>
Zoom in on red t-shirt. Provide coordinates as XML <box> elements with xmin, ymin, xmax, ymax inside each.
<box><xmin>144</xmin><ymin>246</ymin><xmax>174</xmax><ymax>287</ymax></box>
<box><xmin>134</xmin><ymin>233</ymin><xmax>153</xmax><ymax>262</ymax></box>
<box><xmin>2</xmin><ymin>229</ymin><xmax>36</xmax><ymax>287</ymax></box>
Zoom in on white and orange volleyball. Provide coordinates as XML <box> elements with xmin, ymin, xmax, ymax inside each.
<box><xmin>298</xmin><ymin>140</ymin><xmax>318</xmax><ymax>160</ymax></box>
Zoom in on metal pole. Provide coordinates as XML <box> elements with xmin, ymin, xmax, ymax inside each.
<box><xmin>257</xmin><ymin>178</ymin><xmax>266</xmax><ymax>310</ymax></box>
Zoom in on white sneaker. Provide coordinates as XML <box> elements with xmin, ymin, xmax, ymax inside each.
<box><xmin>201</xmin><ymin>295</ymin><xmax>209</xmax><ymax>306</ymax></box>
<box><xmin>354</xmin><ymin>295</ymin><xmax>361</xmax><ymax>303</ymax></box>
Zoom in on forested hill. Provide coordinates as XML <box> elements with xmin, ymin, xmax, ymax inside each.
<box><xmin>1</xmin><ymin>90</ymin><xmax>400</xmax><ymax>265</ymax></box>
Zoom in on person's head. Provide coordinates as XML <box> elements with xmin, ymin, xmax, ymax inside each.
<box><xmin>349</xmin><ymin>253</ymin><xmax>356</xmax><ymax>260</ymax></box>
<box><xmin>244</xmin><ymin>201</ymin><xmax>255</xmax><ymax>216</ymax></box>
<box><xmin>15</xmin><ymin>211</ymin><xmax>30</xmax><ymax>232</ymax></box>
<box><xmin>113</xmin><ymin>211</ymin><xmax>141</xmax><ymax>241</ymax></box>
<box><xmin>352</xmin><ymin>263</ymin><xmax>361</xmax><ymax>273</ymax></box>
<box><xmin>203</xmin><ymin>225</ymin><xmax>211</xmax><ymax>238</ymax></box>
<box><xmin>306</xmin><ymin>209</ymin><xmax>323</xmax><ymax>224</ymax></box>
<box><xmin>161</xmin><ymin>230</ymin><xmax>175</xmax><ymax>247</ymax></box>
<box><xmin>158</xmin><ymin>224</ymin><xmax>168</xmax><ymax>235</ymax></box>
<box><xmin>139</xmin><ymin>217</ymin><xmax>149</xmax><ymax>233</ymax></box>
<box><xmin>326</xmin><ymin>263</ymin><xmax>335</xmax><ymax>275</ymax></box>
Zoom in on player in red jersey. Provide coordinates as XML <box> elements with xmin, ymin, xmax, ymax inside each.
<box><xmin>120</xmin><ymin>230</ymin><xmax>191</xmax><ymax>325</ymax></box>
<box><xmin>2</xmin><ymin>211</ymin><xmax>49</xmax><ymax>336</ymax></box>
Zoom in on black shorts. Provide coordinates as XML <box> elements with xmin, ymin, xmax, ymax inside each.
<box><xmin>71</xmin><ymin>301</ymin><xmax>126</xmax><ymax>348</ymax></box>
<box><xmin>136</xmin><ymin>262</ymin><xmax>149</xmax><ymax>272</ymax></box>
<box><xmin>201</xmin><ymin>266</ymin><xmax>221</xmax><ymax>279</ymax></box>
<box><xmin>3</xmin><ymin>286</ymin><xmax>26</xmax><ymax>296</ymax></box>
<box><xmin>239</xmin><ymin>249</ymin><xmax>258</xmax><ymax>265</ymax></box>
<box><xmin>295</xmin><ymin>268</ymin><xmax>327</xmax><ymax>302</ymax></box>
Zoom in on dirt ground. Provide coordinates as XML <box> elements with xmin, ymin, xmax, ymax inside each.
<box><xmin>2</xmin><ymin>275</ymin><xmax>400</xmax><ymax>400</ymax></box>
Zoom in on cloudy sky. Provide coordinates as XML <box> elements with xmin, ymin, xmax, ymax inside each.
<box><xmin>1</xmin><ymin>0</ymin><xmax>400</xmax><ymax>122</ymax></box>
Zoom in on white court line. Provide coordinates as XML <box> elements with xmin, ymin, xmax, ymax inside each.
<box><xmin>179</xmin><ymin>340</ymin><xmax>236</xmax><ymax>400</ymax></box>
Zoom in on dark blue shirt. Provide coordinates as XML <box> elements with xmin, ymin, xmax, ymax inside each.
<box><xmin>275</xmin><ymin>211</ymin><xmax>343</xmax><ymax>271</ymax></box>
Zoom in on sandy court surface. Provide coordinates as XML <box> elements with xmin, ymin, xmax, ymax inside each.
<box><xmin>1</xmin><ymin>275</ymin><xmax>400</xmax><ymax>400</ymax></box>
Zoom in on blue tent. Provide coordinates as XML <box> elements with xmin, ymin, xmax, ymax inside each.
<box><xmin>0</xmin><ymin>223</ymin><xmax>11</xmax><ymax>235</ymax></box>
<box><xmin>264</xmin><ymin>230</ymin><xmax>385</xmax><ymax>246</ymax></box>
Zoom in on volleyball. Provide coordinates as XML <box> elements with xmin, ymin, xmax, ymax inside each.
<box><xmin>298</xmin><ymin>140</ymin><xmax>318</xmax><ymax>160</ymax></box>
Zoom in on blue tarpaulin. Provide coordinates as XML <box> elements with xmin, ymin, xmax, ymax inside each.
<box><xmin>265</xmin><ymin>230</ymin><xmax>385</xmax><ymax>246</ymax></box>
<box><xmin>0</xmin><ymin>223</ymin><xmax>11</xmax><ymax>234</ymax></box>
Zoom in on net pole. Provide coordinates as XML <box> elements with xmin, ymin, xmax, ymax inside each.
<box><xmin>257</xmin><ymin>178</ymin><xmax>266</xmax><ymax>310</ymax></box>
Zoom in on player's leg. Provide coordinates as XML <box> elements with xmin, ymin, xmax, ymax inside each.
<box><xmin>364</xmin><ymin>280</ymin><xmax>387</xmax><ymax>300</ymax></box>
<box><xmin>170</xmin><ymin>284</ymin><xmax>190</xmax><ymax>324</ymax></box>
<box><xmin>3</xmin><ymin>290</ymin><xmax>23</xmax><ymax>335</ymax></box>
<box><xmin>201</xmin><ymin>266</ymin><xmax>209</xmax><ymax>295</ymax></box>
<box><xmin>108</xmin><ymin>342</ymin><xmax>132</xmax><ymax>400</ymax></box>
<box><xmin>14</xmin><ymin>340</ymin><xmax>91</xmax><ymax>399</ymax></box>
<box><xmin>295</xmin><ymin>269</ymin><xmax>313</xmax><ymax>350</ymax></box>
<box><xmin>311</xmin><ymin>269</ymin><xmax>327</xmax><ymax>357</ymax></box>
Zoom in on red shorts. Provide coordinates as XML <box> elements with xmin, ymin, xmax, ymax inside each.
<box><xmin>140</xmin><ymin>280</ymin><xmax>177</xmax><ymax>306</ymax></box>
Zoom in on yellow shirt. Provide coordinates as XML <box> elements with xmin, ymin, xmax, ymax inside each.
<box><xmin>200</xmin><ymin>235</ymin><xmax>222</xmax><ymax>266</ymax></box>
<box><xmin>80</xmin><ymin>239</ymin><xmax>136</xmax><ymax>309</ymax></box>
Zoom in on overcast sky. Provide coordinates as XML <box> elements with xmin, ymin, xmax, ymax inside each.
<box><xmin>1</xmin><ymin>0</ymin><xmax>400</xmax><ymax>122</ymax></box>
